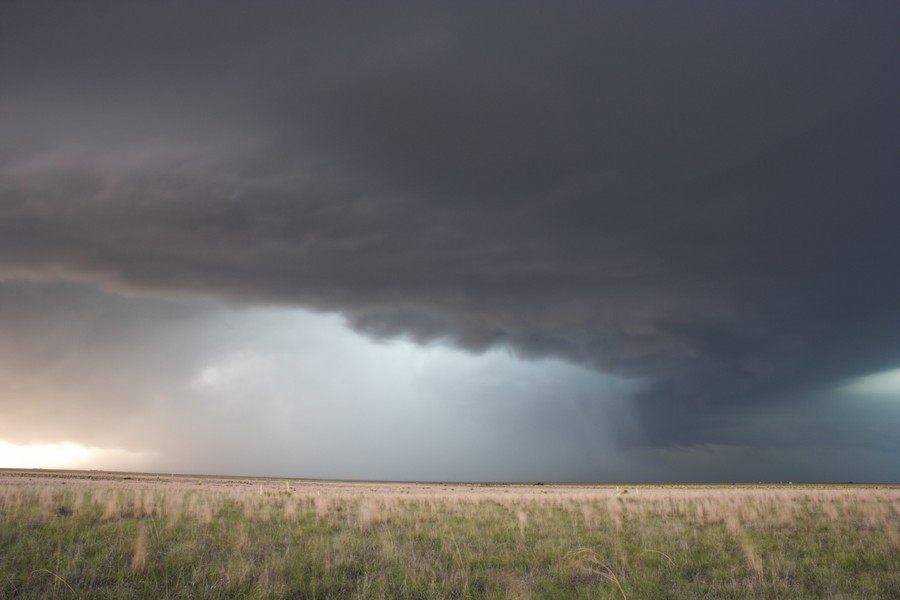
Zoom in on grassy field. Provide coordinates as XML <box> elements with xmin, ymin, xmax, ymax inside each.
<box><xmin>0</xmin><ymin>470</ymin><xmax>898</xmax><ymax>598</ymax></box>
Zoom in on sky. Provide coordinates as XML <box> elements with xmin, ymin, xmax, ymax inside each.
<box><xmin>1</xmin><ymin>1</ymin><xmax>898</xmax><ymax>482</ymax></box>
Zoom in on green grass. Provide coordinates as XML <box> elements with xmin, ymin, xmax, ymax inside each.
<box><xmin>0</xmin><ymin>473</ymin><xmax>898</xmax><ymax>598</ymax></box>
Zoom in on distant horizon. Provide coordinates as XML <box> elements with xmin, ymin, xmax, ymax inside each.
<box><xmin>2</xmin><ymin>467</ymin><xmax>896</xmax><ymax>488</ymax></box>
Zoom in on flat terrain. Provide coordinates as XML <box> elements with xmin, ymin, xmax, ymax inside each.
<box><xmin>1</xmin><ymin>470</ymin><xmax>898</xmax><ymax>598</ymax></box>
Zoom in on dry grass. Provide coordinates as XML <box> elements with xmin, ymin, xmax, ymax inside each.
<box><xmin>0</xmin><ymin>470</ymin><xmax>898</xmax><ymax>598</ymax></box>
<box><xmin>130</xmin><ymin>525</ymin><xmax>147</xmax><ymax>574</ymax></box>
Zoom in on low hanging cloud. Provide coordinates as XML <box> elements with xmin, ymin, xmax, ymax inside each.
<box><xmin>1</xmin><ymin>1</ymin><xmax>899</xmax><ymax>463</ymax></box>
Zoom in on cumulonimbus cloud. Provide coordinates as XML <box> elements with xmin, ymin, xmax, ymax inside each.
<box><xmin>1</xmin><ymin>1</ymin><xmax>899</xmax><ymax>449</ymax></box>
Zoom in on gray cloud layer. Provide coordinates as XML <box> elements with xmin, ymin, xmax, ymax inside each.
<box><xmin>1</xmin><ymin>2</ymin><xmax>899</xmax><ymax>475</ymax></box>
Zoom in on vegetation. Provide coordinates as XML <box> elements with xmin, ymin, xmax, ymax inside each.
<box><xmin>0</xmin><ymin>471</ymin><xmax>898</xmax><ymax>598</ymax></box>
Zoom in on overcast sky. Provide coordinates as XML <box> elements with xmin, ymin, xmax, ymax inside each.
<box><xmin>1</xmin><ymin>1</ymin><xmax>898</xmax><ymax>482</ymax></box>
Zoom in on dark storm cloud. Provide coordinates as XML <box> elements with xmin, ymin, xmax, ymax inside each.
<box><xmin>1</xmin><ymin>1</ymin><xmax>899</xmax><ymax>452</ymax></box>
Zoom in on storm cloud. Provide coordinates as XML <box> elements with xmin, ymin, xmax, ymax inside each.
<box><xmin>1</xmin><ymin>2</ymin><xmax>898</xmax><ymax>480</ymax></box>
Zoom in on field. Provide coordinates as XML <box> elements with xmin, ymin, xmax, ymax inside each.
<box><xmin>1</xmin><ymin>470</ymin><xmax>898</xmax><ymax>599</ymax></box>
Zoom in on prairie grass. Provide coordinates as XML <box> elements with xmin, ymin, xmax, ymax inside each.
<box><xmin>0</xmin><ymin>471</ymin><xmax>898</xmax><ymax>598</ymax></box>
